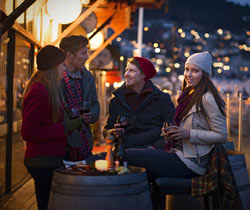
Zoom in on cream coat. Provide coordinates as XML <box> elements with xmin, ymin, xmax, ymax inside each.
<box><xmin>175</xmin><ymin>91</ymin><xmax>227</xmax><ymax>174</ymax></box>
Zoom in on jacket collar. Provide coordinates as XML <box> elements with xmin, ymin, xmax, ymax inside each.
<box><xmin>112</xmin><ymin>80</ymin><xmax>162</xmax><ymax>111</ymax></box>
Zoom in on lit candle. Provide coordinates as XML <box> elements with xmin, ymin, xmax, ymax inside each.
<box><xmin>95</xmin><ymin>160</ymin><xmax>108</xmax><ymax>171</ymax></box>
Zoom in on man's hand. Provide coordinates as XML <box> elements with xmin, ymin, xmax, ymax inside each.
<box><xmin>112</xmin><ymin>123</ymin><xmax>125</xmax><ymax>139</ymax></box>
<box><xmin>82</xmin><ymin>112</ymin><xmax>92</xmax><ymax>124</ymax></box>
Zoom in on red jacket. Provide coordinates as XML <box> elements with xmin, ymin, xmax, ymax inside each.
<box><xmin>21</xmin><ymin>82</ymin><xmax>66</xmax><ymax>158</ymax></box>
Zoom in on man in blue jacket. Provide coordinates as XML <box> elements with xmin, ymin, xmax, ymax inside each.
<box><xmin>103</xmin><ymin>57</ymin><xmax>175</xmax><ymax>149</ymax></box>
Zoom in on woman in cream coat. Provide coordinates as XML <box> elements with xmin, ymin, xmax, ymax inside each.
<box><xmin>127</xmin><ymin>51</ymin><xmax>227</xmax><ymax>178</ymax></box>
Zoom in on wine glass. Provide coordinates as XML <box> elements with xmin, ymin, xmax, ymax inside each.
<box><xmin>70</xmin><ymin>108</ymin><xmax>80</xmax><ymax>119</ymax></box>
<box><xmin>117</xmin><ymin>115</ymin><xmax>129</xmax><ymax>129</ymax></box>
<box><xmin>80</xmin><ymin>101</ymin><xmax>91</xmax><ymax>114</ymax></box>
<box><xmin>161</xmin><ymin>121</ymin><xmax>176</xmax><ymax>136</ymax></box>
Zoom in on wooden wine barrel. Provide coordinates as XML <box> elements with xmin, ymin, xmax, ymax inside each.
<box><xmin>48</xmin><ymin>166</ymin><xmax>152</xmax><ymax>210</ymax></box>
<box><xmin>227</xmin><ymin>151</ymin><xmax>250</xmax><ymax>210</ymax></box>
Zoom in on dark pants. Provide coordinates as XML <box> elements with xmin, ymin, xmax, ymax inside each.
<box><xmin>126</xmin><ymin>149</ymin><xmax>198</xmax><ymax>179</ymax></box>
<box><xmin>27</xmin><ymin>167</ymin><xmax>56</xmax><ymax>210</ymax></box>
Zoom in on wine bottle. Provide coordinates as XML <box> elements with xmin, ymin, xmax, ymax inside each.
<box><xmin>116</xmin><ymin>133</ymin><xmax>128</xmax><ymax>168</ymax></box>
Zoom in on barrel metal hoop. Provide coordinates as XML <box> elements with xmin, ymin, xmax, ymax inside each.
<box><xmin>51</xmin><ymin>182</ymin><xmax>149</xmax><ymax>196</ymax></box>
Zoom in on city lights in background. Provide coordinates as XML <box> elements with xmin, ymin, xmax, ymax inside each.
<box><xmin>178</xmin><ymin>28</ymin><xmax>183</xmax><ymax>33</ymax></box>
<box><xmin>204</xmin><ymin>33</ymin><xmax>210</xmax><ymax>38</ymax></box>
<box><xmin>223</xmin><ymin>65</ymin><xmax>230</xmax><ymax>71</ymax></box>
<box><xmin>153</xmin><ymin>43</ymin><xmax>159</xmax><ymax>48</ymax></box>
<box><xmin>155</xmin><ymin>48</ymin><xmax>161</xmax><ymax>53</ymax></box>
<box><xmin>184</xmin><ymin>52</ymin><xmax>190</xmax><ymax>57</ymax></box>
<box><xmin>217</xmin><ymin>29</ymin><xmax>223</xmax><ymax>35</ymax></box>
<box><xmin>165</xmin><ymin>67</ymin><xmax>171</xmax><ymax>72</ymax></box>
<box><xmin>156</xmin><ymin>59</ymin><xmax>163</xmax><ymax>65</ymax></box>
<box><xmin>174</xmin><ymin>63</ymin><xmax>180</xmax><ymax>68</ymax></box>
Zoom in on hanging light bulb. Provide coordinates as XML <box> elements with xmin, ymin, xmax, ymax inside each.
<box><xmin>88</xmin><ymin>31</ymin><xmax>104</xmax><ymax>50</ymax></box>
<box><xmin>46</xmin><ymin>0</ymin><xmax>82</xmax><ymax>24</ymax></box>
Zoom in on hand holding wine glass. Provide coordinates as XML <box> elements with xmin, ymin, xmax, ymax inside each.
<box><xmin>117</xmin><ymin>115</ymin><xmax>129</xmax><ymax>129</ymax></box>
<box><xmin>161</xmin><ymin>121</ymin><xmax>176</xmax><ymax>136</ymax></box>
<box><xmin>80</xmin><ymin>101</ymin><xmax>92</xmax><ymax>124</ymax></box>
<box><xmin>112</xmin><ymin>115</ymin><xmax>128</xmax><ymax>138</ymax></box>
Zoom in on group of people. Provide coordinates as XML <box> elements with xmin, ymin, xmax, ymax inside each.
<box><xmin>21</xmin><ymin>34</ymin><xmax>227</xmax><ymax>210</ymax></box>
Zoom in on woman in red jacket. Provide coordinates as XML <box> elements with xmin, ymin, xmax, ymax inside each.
<box><xmin>21</xmin><ymin>45</ymin><xmax>83</xmax><ymax>210</ymax></box>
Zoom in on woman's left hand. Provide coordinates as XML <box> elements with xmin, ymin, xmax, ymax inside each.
<box><xmin>167</xmin><ymin>126</ymin><xmax>190</xmax><ymax>140</ymax></box>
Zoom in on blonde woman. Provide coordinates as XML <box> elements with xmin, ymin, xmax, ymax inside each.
<box><xmin>21</xmin><ymin>45</ymin><xmax>83</xmax><ymax>210</ymax></box>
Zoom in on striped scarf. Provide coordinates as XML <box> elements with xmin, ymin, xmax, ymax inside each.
<box><xmin>63</xmin><ymin>70</ymin><xmax>91</xmax><ymax>161</ymax></box>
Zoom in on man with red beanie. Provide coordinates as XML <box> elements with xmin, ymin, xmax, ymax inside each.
<box><xmin>103</xmin><ymin>57</ymin><xmax>175</xmax><ymax>150</ymax></box>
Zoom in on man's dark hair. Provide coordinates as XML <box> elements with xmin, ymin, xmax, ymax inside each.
<box><xmin>59</xmin><ymin>35</ymin><xmax>89</xmax><ymax>55</ymax></box>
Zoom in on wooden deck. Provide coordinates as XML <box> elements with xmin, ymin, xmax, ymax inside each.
<box><xmin>1</xmin><ymin>179</ymin><xmax>37</xmax><ymax>210</ymax></box>
<box><xmin>1</xmin><ymin>145</ymin><xmax>106</xmax><ymax>210</ymax></box>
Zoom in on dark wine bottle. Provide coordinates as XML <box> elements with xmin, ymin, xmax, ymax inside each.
<box><xmin>116</xmin><ymin>133</ymin><xmax>128</xmax><ymax>168</ymax></box>
<box><xmin>114</xmin><ymin>115</ymin><xmax>128</xmax><ymax>168</ymax></box>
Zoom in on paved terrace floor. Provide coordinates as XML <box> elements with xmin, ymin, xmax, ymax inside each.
<box><xmin>1</xmin><ymin>135</ymin><xmax>250</xmax><ymax>210</ymax></box>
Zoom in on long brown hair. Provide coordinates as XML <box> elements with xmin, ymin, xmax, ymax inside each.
<box><xmin>181</xmin><ymin>71</ymin><xmax>226</xmax><ymax>121</ymax></box>
<box><xmin>24</xmin><ymin>67</ymin><xmax>63</xmax><ymax>122</ymax></box>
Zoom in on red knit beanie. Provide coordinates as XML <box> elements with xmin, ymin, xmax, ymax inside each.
<box><xmin>37</xmin><ymin>45</ymin><xmax>66</xmax><ymax>71</ymax></box>
<box><xmin>134</xmin><ymin>57</ymin><xmax>156</xmax><ymax>80</ymax></box>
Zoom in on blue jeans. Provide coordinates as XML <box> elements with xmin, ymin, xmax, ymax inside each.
<box><xmin>27</xmin><ymin>167</ymin><xmax>56</xmax><ymax>210</ymax></box>
<box><xmin>126</xmin><ymin>149</ymin><xmax>198</xmax><ymax>179</ymax></box>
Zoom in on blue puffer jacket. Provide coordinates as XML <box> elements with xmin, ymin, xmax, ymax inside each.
<box><xmin>103</xmin><ymin>81</ymin><xmax>175</xmax><ymax>149</ymax></box>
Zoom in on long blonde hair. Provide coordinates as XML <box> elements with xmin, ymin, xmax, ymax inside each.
<box><xmin>24</xmin><ymin>67</ymin><xmax>63</xmax><ymax>122</ymax></box>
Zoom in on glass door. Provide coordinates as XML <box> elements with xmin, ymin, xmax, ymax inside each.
<box><xmin>11</xmin><ymin>33</ymin><xmax>32</xmax><ymax>188</ymax></box>
<box><xmin>0</xmin><ymin>31</ymin><xmax>8</xmax><ymax>197</ymax></box>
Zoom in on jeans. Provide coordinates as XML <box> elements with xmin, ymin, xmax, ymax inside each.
<box><xmin>27</xmin><ymin>167</ymin><xmax>56</xmax><ymax>210</ymax></box>
<box><xmin>126</xmin><ymin>148</ymin><xmax>198</xmax><ymax>179</ymax></box>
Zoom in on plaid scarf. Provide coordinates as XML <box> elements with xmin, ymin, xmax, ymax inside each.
<box><xmin>63</xmin><ymin>70</ymin><xmax>91</xmax><ymax>161</ymax></box>
<box><xmin>192</xmin><ymin>144</ymin><xmax>243</xmax><ymax>209</ymax></box>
